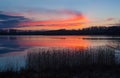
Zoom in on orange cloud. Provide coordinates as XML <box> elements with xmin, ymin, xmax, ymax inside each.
<box><xmin>18</xmin><ymin>10</ymin><xmax>89</xmax><ymax>29</ymax></box>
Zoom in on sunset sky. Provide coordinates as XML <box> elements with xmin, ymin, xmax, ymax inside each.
<box><xmin>0</xmin><ymin>0</ymin><xmax>120</xmax><ymax>30</ymax></box>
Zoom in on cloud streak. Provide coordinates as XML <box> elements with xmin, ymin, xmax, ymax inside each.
<box><xmin>0</xmin><ymin>12</ymin><xmax>29</xmax><ymax>28</ymax></box>
<box><xmin>19</xmin><ymin>9</ymin><xmax>88</xmax><ymax>27</ymax></box>
<box><xmin>0</xmin><ymin>9</ymin><xmax>88</xmax><ymax>29</ymax></box>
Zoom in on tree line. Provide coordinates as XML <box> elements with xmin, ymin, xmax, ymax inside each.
<box><xmin>0</xmin><ymin>26</ymin><xmax>120</xmax><ymax>35</ymax></box>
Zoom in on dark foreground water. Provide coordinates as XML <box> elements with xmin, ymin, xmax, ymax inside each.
<box><xmin>0</xmin><ymin>35</ymin><xmax>120</xmax><ymax>70</ymax></box>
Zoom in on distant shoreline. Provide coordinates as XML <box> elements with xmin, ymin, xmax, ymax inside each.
<box><xmin>0</xmin><ymin>34</ymin><xmax>120</xmax><ymax>36</ymax></box>
<box><xmin>0</xmin><ymin>26</ymin><xmax>120</xmax><ymax>35</ymax></box>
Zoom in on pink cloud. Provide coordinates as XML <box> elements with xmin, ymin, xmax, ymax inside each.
<box><xmin>1</xmin><ymin>9</ymin><xmax>89</xmax><ymax>29</ymax></box>
<box><xmin>17</xmin><ymin>9</ymin><xmax>89</xmax><ymax>27</ymax></box>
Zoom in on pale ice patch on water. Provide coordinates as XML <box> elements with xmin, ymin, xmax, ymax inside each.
<box><xmin>0</xmin><ymin>55</ymin><xmax>26</xmax><ymax>71</ymax></box>
<box><xmin>0</xmin><ymin>47</ymin><xmax>20</xmax><ymax>50</ymax></box>
<box><xmin>115</xmin><ymin>50</ymin><xmax>120</xmax><ymax>64</ymax></box>
<box><xmin>0</xmin><ymin>47</ymin><xmax>6</xmax><ymax>49</ymax></box>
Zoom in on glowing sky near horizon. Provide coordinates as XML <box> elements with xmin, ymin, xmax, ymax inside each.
<box><xmin>0</xmin><ymin>0</ymin><xmax>120</xmax><ymax>30</ymax></box>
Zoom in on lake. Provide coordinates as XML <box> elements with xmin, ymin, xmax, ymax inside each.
<box><xmin>0</xmin><ymin>35</ymin><xmax>120</xmax><ymax>70</ymax></box>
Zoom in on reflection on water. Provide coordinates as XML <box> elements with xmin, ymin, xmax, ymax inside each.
<box><xmin>0</xmin><ymin>35</ymin><xmax>120</xmax><ymax>70</ymax></box>
<box><xmin>0</xmin><ymin>35</ymin><xmax>120</xmax><ymax>56</ymax></box>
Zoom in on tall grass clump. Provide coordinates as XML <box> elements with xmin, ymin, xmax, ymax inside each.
<box><xmin>26</xmin><ymin>47</ymin><xmax>115</xmax><ymax>72</ymax></box>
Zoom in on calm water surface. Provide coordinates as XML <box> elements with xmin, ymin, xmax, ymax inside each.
<box><xmin>0</xmin><ymin>35</ymin><xmax>120</xmax><ymax>56</ymax></box>
<box><xmin>0</xmin><ymin>35</ymin><xmax>120</xmax><ymax>69</ymax></box>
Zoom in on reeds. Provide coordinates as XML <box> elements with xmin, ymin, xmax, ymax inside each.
<box><xmin>26</xmin><ymin>47</ymin><xmax>115</xmax><ymax>72</ymax></box>
<box><xmin>1</xmin><ymin>47</ymin><xmax>120</xmax><ymax>78</ymax></box>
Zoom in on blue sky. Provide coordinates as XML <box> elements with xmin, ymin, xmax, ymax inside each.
<box><xmin>0</xmin><ymin>0</ymin><xmax>120</xmax><ymax>30</ymax></box>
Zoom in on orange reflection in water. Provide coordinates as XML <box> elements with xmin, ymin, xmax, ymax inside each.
<box><xmin>17</xmin><ymin>36</ymin><xmax>91</xmax><ymax>49</ymax></box>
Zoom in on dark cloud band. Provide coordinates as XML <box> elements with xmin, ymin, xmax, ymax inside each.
<box><xmin>0</xmin><ymin>12</ymin><xmax>29</xmax><ymax>28</ymax></box>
